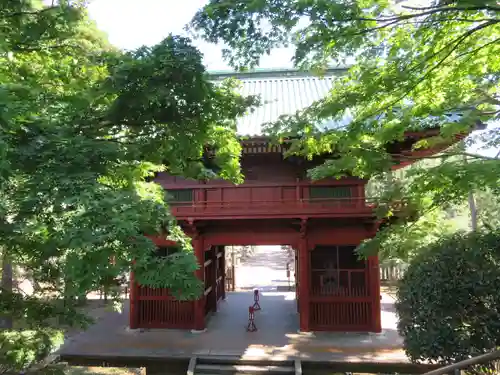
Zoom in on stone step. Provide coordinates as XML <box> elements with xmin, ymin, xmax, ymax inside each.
<box><xmin>196</xmin><ymin>373</ymin><xmax>291</xmax><ymax>375</ymax></box>
<box><xmin>195</xmin><ymin>355</ymin><xmax>295</xmax><ymax>367</ymax></box>
<box><xmin>195</xmin><ymin>363</ymin><xmax>295</xmax><ymax>374</ymax></box>
<box><xmin>195</xmin><ymin>374</ymin><xmax>292</xmax><ymax>375</ymax></box>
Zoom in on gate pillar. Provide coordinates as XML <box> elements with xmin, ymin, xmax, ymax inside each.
<box><xmin>369</xmin><ymin>255</ymin><xmax>382</xmax><ymax>333</ymax></box>
<box><xmin>193</xmin><ymin>236</ymin><xmax>206</xmax><ymax>331</ymax></box>
<box><xmin>298</xmin><ymin>220</ymin><xmax>310</xmax><ymax>332</ymax></box>
<box><xmin>129</xmin><ymin>268</ymin><xmax>138</xmax><ymax>329</ymax></box>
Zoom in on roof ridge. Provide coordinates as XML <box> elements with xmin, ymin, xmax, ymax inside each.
<box><xmin>208</xmin><ymin>66</ymin><xmax>349</xmax><ymax>80</ymax></box>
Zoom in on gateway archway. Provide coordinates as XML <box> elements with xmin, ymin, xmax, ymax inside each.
<box><xmin>226</xmin><ymin>245</ymin><xmax>295</xmax><ymax>292</ymax></box>
<box><xmin>127</xmin><ymin>68</ymin><xmax>469</xmax><ymax>335</ymax></box>
<box><xmin>130</xmin><ymin>218</ymin><xmax>381</xmax><ymax>333</ymax></box>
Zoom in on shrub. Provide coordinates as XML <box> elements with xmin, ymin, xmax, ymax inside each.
<box><xmin>0</xmin><ymin>329</ymin><xmax>64</xmax><ymax>373</ymax></box>
<box><xmin>396</xmin><ymin>231</ymin><xmax>500</xmax><ymax>365</ymax></box>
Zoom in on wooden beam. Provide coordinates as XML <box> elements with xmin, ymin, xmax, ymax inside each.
<box><xmin>193</xmin><ymin>237</ymin><xmax>205</xmax><ymax>331</ymax></box>
<box><xmin>298</xmin><ymin>232</ymin><xmax>310</xmax><ymax>332</ymax></box>
<box><xmin>129</xmin><ymin>267</ymin><xmax>138</xmax><ymax>329</ymax></box>
<box><xmin>370</xmin><ymin>255</ymin><xmax>382</xmax><ymax>333</ymax></box>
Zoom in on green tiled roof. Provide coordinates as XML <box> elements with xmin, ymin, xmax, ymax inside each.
<box><xmin>209</xmin><ymin>68</ymin><xmax>349</xmax><ymax>136</ymax></box>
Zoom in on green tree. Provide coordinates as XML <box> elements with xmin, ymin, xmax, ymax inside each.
<box><xmin>190</xmin><ymin>0</ymin><xmax>500</xmax><ymax>257</ymax></box>
<box><xmin>0</xmin><ymin>1</ymin><xmax>257</xmax><ymax>372</ymax></box>
<box><xmin>396</xmin><ymin>230</ymin><xmax>500</xmax><ymax>370</ymax></box>
<box><xmin>475</xmin><ymin>189</ymin><xmax>500</xmax><ymax>230</ymax></box>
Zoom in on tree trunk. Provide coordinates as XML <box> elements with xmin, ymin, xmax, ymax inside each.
<box><xmin>0</xmin><ymin>250</ymin><xmax>13</xmax><ymax>329</ymax></box>
<box><xmin>468</xmin><ymin>190</ymin><xmax>478</xmax><ymax>232</ymax></box>
<box><xmin>461</xmin><ymin>142</ymin><xmax>478</xmax><ymax>232</ymax></box>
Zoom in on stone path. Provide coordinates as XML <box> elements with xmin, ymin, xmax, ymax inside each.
<box><xmin>59</xmin><ymin>291</ymin><xmax>406</xmax><ymax>364</ymax></box>
<box><xmin>58</xmin><ymin>246</ymin><xmax>410</xmax><ymax>366</ymax></box>
<box><xmin>235</xmin><ymin>245</ymin><xmax>295</xmax><ymax>291</ymax></box>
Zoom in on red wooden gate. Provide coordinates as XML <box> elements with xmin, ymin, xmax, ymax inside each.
<box><xmin>309</xmin><ymin>269</ymin><xmax>373</xmax><ymax>331</ymax></box>
<box><xmin>136</xmin><ymin>287</ymin><xmax>195</xmax><ymax>329</ymax></box>
<box><xmin>308</xmin><ymin>246</ymin><xmax>378</xmax><ymax>331</ymax></box>
<box><xmin>131</xmin><ymin>246</ymin><xmax>227</xmax><ymax>330</ymax></box>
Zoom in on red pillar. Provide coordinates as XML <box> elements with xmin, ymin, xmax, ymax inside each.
<box><xmin>370</xmin><ymin>255</ymin><xmax>382</xmax><ymax>333</ymax></box>
<box><xmin>221</xmin><ymin>246</ymin><xmax>226</xmax><ymax>300</ymax></box>
<box><xmin>211</xmin><ymin>247</ymin><xmax>218</xmax><ymax>312</ymax></box>
<box><xmin>298</xmin><ymin>236</ymin><xmax>310</xmax><ymax>332</ymax></box>
<box><xmin>193</xmin><ymin>236</ymin><xmax>206</xmax><ymax>331</ymax></box>
<box><xmin>129</xmin><ymin>269</ymin><xmax>138</xmax><ymax>329</ymax></box>
<box><xmin>295</xmin><ymin>249</ymin><xmax>299</xmax><ymax>312</ymax></box>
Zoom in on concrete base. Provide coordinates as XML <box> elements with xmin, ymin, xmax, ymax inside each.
<box><xmin>125</xmin><ymin>327</ymin><xmax>144</xmax><ymax>334</ymax></box>
<box><xmin>297</xmin><ymin>330</ymin><xmax>315</xmax><ymax>336</ymax></box>
<box><xmin>190</xmin><ymin>328</ymin><xmax>208</xmax><ymax>334</ymax></box>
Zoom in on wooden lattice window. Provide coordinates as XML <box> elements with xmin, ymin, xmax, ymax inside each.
<box><xmin>310</xmin><ymin>245</ymin><xmax>368</xmax><ymax>297</ymax></box>
<box><xmin>155</xmin><ymin>246</ymin><xmax>180</xmax><ymax>258</ymax></box>
<box><xmin>309</xmin><ymin>186</ymin><xmax>352</xmax><ymax>199</ymax></box>
<box><xmin>166</xmin><ymin>189</ymin><xmax>193</xmax><ymax>205</ymax></box>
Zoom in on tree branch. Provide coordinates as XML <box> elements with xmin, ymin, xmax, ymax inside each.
<box><xmin>11</xmin><ymin>43</ymin><xmax>74</xmax><ymax>52</ymax></box>
<box><xmin>394</xmin><ymin>150</ymin><xmax>499</xmax><ymax>162</ymax></box>
<box><xmin>402</xmin><ymin>5</ymin><xmax>500</xmax><ymax>13</ymax></box>
<box><xmin>331</xmin><ymin>6</ymin><xmax>500</xmax><ymax>25</ymax></box>
<box><xmin>368</xmin><ymin>20</ymin><xmax>496</xmax><ymax>119</ymax></box>
<box><xmin>2</xmin><ymin>6</ymin><xmax>61</xmax><ymax>18</ymax></box>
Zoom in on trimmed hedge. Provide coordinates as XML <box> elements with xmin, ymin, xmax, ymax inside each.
<box><xmin>396</xmin><ymin>231</ymin><xmax>500</xmax><ymax>365</ymax></box>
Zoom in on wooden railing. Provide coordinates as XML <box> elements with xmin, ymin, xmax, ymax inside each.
<box><xmin>310</xmin><ymin>300</ymin><xmax>373</xmax><ymax>331</ymax></box>
<box><xmin>136</xmin><ymin>286</ymin><xmax>194</xmax><ymax>329</ymax></box>
<box><xmin>170</xmin><ymin>197</ymin><xmax>376</xmax><ymax>218</ymax></box>
<box><xmin>311</xmin><ymin>269</ymin><xmax>369</xmax><ymax>298</ymax></box>
<box><xmin>423</xmin><ymin>349</ymin><xmax>500</xmax><ymax>375</ymax></box>
<box><xmin>225</xmin><ymin>267</ymin><xmax>235</xmax><ymax>291</ymax></box>
<box><xmin>380</xmin><ymin>262</ymin><xmax>407</xmax><ymax>282</ymax></box>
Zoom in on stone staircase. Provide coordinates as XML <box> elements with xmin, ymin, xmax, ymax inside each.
<box><xmin>187</xmin><ymin>356</ymin><xmax>299</xmax><ymax>375</ymax></box>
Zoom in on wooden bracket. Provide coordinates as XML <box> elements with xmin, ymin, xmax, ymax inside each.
<box><xmin>185</xmin><ymin>218</ymin><xmax>200</xmax><ymax>239</ymax></box>
<box><xmin>299</xmin><ymin>218</ymin><xmax>308</xmax><ymax>238</ymax></box>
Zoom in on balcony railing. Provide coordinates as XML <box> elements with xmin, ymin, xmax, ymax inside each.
<box><xmin>311</xmin><ymin>268</ymin><xmax>369</xmax><ymax>298</ymax></box>
<box><xmin>169</xmin><ymin>197</ymin><xmax>377</xmax><ymax>219</ymax></box>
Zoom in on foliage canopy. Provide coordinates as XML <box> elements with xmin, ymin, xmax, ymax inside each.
<box><xmin>0</xmin><ymin>0</ymin><xmax>256</xmax><ymax>372</ymax></box>
<box><xmin>190</xmin><ymin>0</ymin><xmax>500</xmax><ymax>257</ymax></box>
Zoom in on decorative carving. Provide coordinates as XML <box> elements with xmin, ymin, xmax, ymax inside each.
<box><xmin>364</xmin><ymin>221</ymin><xmax>379</xmax><ymax>237</ymax></box>
<box><xmin>299</xmin><ymin>218</ymin><xmax>308</xmax><ymax>238</ymax></box>
<box><xmin>185</xmin><ymin>218</ymin><xmax>200</xmax><ymax>239</ymax></box>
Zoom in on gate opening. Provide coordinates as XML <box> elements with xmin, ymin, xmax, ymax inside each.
<box><xmin>130</xmin><ymin>239</ymin><xmax>381</xmax><ymax>333</ymax></box>
<box><xmin>224</xmin><ymin>245</ymin><xmax>295</xmax><ymax>293</ymax></box>
<box><xmin>205</xmin><ymin>244</ymin><xmax>299</xmax><ymax>334</ymax></box>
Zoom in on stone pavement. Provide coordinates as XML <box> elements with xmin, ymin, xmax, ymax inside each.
<box><xmin>58</xmin><ymin>246</ymin><xmax>408</xmax><ymax>365</ymax></box>
<box><xmin>59</xmin><ymin>292</ymin><xmax>406</xmax><ymax>364</ymax></box>
<box><xmin>235</xmin><ymin>245</ymin><xmax>295</xmax><ymax>291</ymax></box>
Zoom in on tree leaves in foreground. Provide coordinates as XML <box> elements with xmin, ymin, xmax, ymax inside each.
<box><xmin>190</xmin><ymin>0</ymin><xmax>500</xmax><ymax>257</ymax></box>
<box><xmin>0</xmin><ymin>1</ymin><xmax>256</xmax><ymax>372</ymax></box>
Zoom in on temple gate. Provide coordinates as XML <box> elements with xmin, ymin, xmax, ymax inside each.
<box><xmin>128</xmin><ymin>68</ymin><xmax>467</xmax><ymax>333</ymax></box>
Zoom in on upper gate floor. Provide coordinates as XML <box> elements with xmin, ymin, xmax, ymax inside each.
<box><xmin>150</xmin><ymin>68</ymin><xmax>471</xmax><ymax>221</ymax></box>
<box><xmin>163</xmin><ymin>182</ymin><xmax>374</xmax><ymax>220</ymax></box>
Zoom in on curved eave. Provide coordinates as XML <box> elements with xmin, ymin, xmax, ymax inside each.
<box><xmin>389</xmin><ymin>122</ymin><xmax>486</xmax><ymax>170</ymax></box>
